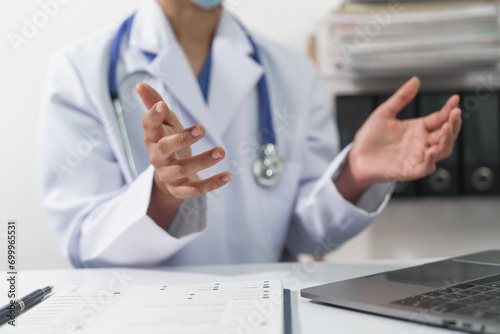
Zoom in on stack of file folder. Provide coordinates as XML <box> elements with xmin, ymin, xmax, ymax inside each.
<box><xmin>336</xmin><ymin>90</ymin><xmax>500</xmax><ymax>197</ymax></box>
<box><xmin>319</xmin><ymin>1</ymin><xmax>500</xmax><ymax>77</ymax></box>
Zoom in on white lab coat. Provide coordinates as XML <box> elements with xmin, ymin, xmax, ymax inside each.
<box><xmin>39</xmin><ymin>0</ymin><xmax>393</xmax><ymax>268</ymax></box>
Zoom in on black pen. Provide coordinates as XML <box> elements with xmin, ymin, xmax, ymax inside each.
<box><xmin>0</xmin><ymin>286</ymin><xmax>53</xmax><ymax>325</ymax></box>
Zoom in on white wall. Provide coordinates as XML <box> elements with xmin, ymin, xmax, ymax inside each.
<box><xmin>0</xmin><ymin>0</ymin><xmax>342</xmax><ymax>269</ymax></box>
<box><xmin>0</xmin><ymin>0</ymin><xmax>146</xmax><ymax>270</ymax></box>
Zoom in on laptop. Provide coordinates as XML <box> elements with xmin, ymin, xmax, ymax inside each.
<box><xmin>301</xmin><ymin>250</ymin><xmax>500</xmax><ymax>333</ymax></box>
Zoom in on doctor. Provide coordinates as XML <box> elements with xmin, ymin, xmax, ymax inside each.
<box><xmin>39</xmin><ymin>0</ymin><xmax>461</xmax><ymax>268</ymax></box>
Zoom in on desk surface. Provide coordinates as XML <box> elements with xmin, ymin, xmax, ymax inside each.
<box><xmin>1</xmin><ymin>258</ymin><xmax>459</xmax><ymax>334</ymax></box>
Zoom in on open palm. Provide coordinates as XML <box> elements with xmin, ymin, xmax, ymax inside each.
<box><xmin>349</xmin><ymin>77</ymin><xmax>461</xmax><ymax>185</ymax></box>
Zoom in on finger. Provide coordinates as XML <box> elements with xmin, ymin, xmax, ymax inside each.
<box><xmin>142</xmin><ymin>102</ymin><xmax>174</xmax><ymax>143</ymax></box>
<box><xmin>152</xmin><ymin>125</ymin><xmax>205</xmax><ymax>163</ymax></box>
<box><xmin>161</xmin><ymin>147</ymin><xmax>226</xmax><ymax>185</ymax></box>
<box><xmin>376</xmin><ymin>77</ymin><xmax>420</xmax><ymax>118</ymax></box>
<box><xmin>428</xmin><ymin>122</ymin><xmax>452</xmax><ymax>147</ymax></box>
<box><xmin>423</xmin><ymin>95</ymin><xmax>460</xmax><ymax>132</ymax></box>
<box><xmin>169</xmin><ymin>172</ymin><xmax>233</xmax><ymax>198</ymax></box>
<box><xmin>158</xmin><ymin>100</ymin><xmax>184</xmax><ymax>132</ymax></box>
<box><xmin>422</xmin><ymin>148</ymin><xmax>438</xmax><ymax>175</ymax></box>
<box><xmin>407</xmin><ymin>147</ymin><xmax>437</xmax><ymax>180</ymax></box>
<box><xmin>137</xmin><ymin>84</ymin><xmax>184</xmax><ymax>132</ymax></box>
<box><xmin>136</xmin><ymin>82</ymin><xmax>164</xmax><ymax>110</ymax></box>
<box><xmin>434</xmin><ymin>123</ymin><xmax>454</xmax><ymax>161</ymax></box>
<box><xmin>449</xmin><ymin>108</ymin><xmax>462</xmax><ymax>139</ymax></box>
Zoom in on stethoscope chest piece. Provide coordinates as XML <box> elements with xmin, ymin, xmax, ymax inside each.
<box><xmin>253</xmin><ymin>143</ymin><xmax>286</xmax><ymax>187</ymax></box>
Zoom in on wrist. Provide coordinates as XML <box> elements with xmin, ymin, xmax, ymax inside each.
<box><xmin>148</xmin><ymin>171</ymin><xmax>184</xmax><ymax>231</ymax></box>
<box><xmin>334</xmin><ymin>153</ymin><xmax>372</xmax><ymax>205</ymax></box>
<box><xmin>344</xmin><ymin>151</ymin><xmax>375</xmax><ymax>189</ymax></box>
<box><xmin>153</xmin><ymin>172</ymin><xmax>184</xmax><ymax>206</ymax></box>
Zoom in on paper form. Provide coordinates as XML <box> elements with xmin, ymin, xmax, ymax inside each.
<box><xmin>0</xmin><ymin>280</ymin><xmax>284</xmax><ymax>334</ymax></box>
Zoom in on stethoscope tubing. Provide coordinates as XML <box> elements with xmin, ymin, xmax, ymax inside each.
<box><xmin>108</xmin><ymin>14</ymin><xmax>285</xmax><ymax>186</ymax></box>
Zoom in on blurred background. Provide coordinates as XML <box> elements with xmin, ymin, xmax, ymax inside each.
<box><xmin>1</xmin><ymin>0</ymin><xmax>499</xmax><ymax>269</ymax></box>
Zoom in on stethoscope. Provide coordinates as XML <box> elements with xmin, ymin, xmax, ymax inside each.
<box><xmin>109</xmin><ymin>15</ymin><xmax>285</xmax><ymax>187</ymax></box>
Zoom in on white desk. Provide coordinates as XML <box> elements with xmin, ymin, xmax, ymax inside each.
<box><xmin>1</xmin><ymin>258</ymin><xmax>459</xmax><ymax>334</ymax></box>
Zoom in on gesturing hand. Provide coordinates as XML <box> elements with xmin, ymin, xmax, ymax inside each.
<box><xmin>349</xmin><ymin>77</ymin><xmax>462</xmax><ymax>187</ymax></box>
<box><xmin>136</xmin><ymin>83</ymin><xmax>232</xmax><ymax>230</ymax></box>
<box><xmin>137</xmin><ymin>83</ymin><xmax>232</xmax><ymax>199</ymax></box>
<box><xmin>335</xmin><ymin>77</ymin><xmax>462</xmax><ymax>204</ymax></box>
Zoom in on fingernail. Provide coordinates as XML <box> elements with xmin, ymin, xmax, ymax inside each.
<box><xmin>221</xmin><ymin>174</ymin><xmax>232</xmax><ymax>183</ymax></box>
<box><xmin>211</xmin><ymin>150</ymin><xmax>221</xmax><ymax>160</ymax></box>
<box><xmin>155</xmin><ymin>103</ymin><xmax>163</xmax><ymax>114</ymax></box>
<box><xmin>191</xmin><ymin>126</ymin><xmax>201</xmax><ymax>138</ymax></box>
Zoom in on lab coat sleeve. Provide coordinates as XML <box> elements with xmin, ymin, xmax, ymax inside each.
<box><xmin>39</xmin><ymin>51</ymin><xmax>207</xmax><ymax>268</ymax></box>
<box><xmin>285</xmin><ymin>63</ymin><xmax>394</xmax><ymax>257</ymax></box>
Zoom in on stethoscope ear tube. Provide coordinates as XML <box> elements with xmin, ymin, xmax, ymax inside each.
<box><xmin>113</xmin><ymin>98</ymin><xmax>139</xmax><ymax>180</ymax></box>
<box><xmin>109</xmin><ymin>16</ymin><xmax>139</xmax><ymax>180</ymax></box>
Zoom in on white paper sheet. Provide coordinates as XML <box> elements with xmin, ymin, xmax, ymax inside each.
<box><xmin>2</xmin><ymin>280</ymin><xmax>284</xmax><ymax>334</ymax></box>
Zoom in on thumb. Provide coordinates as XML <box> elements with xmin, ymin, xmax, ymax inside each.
<box><xmin>376</xmin><ymin>77</ymin><xmax>420</xmax><ymax>119</ymax></box>
<box><xmin>136</xmin><ymin>82</ymin><xmax>164</xmax><ymax>110</ymax></box>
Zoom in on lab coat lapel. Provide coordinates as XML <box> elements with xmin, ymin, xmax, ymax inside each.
<box><xmin>209</xmin><ymin>12</ymin><xmax>264</xmax><ymax>138</ymax></box>
<box><xmin>123</xmin><ymin>0</ymin><xmax>222</xmax><ymax>147</ymax></box>
<box><xmin>149</xmin><ymin>46</ymin><xmax>223</xmax><ymax>147</ymax></box>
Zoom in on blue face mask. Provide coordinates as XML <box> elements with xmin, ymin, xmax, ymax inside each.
<box><xmin>191</xmin><ymin>0</ymin><xmax>223</xmax><ymax>9</ymax></box>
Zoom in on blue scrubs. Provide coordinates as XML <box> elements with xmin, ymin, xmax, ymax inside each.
<box><xmin>197</xmin><ymin>48</ymin><xmax>212</xmax><ymax>103</ymax></box>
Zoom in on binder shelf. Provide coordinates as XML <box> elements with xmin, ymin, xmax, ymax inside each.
<box><xmin>335</xmin><ymin>91</ymin><xmax>500</xmax><ymax>197</ymax></box>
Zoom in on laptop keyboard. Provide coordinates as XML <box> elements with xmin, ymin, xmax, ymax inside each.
<box><xmin>392</xmin><ymin>274</ymin><xmax>500</xmax><ymax>322</ymax></box>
